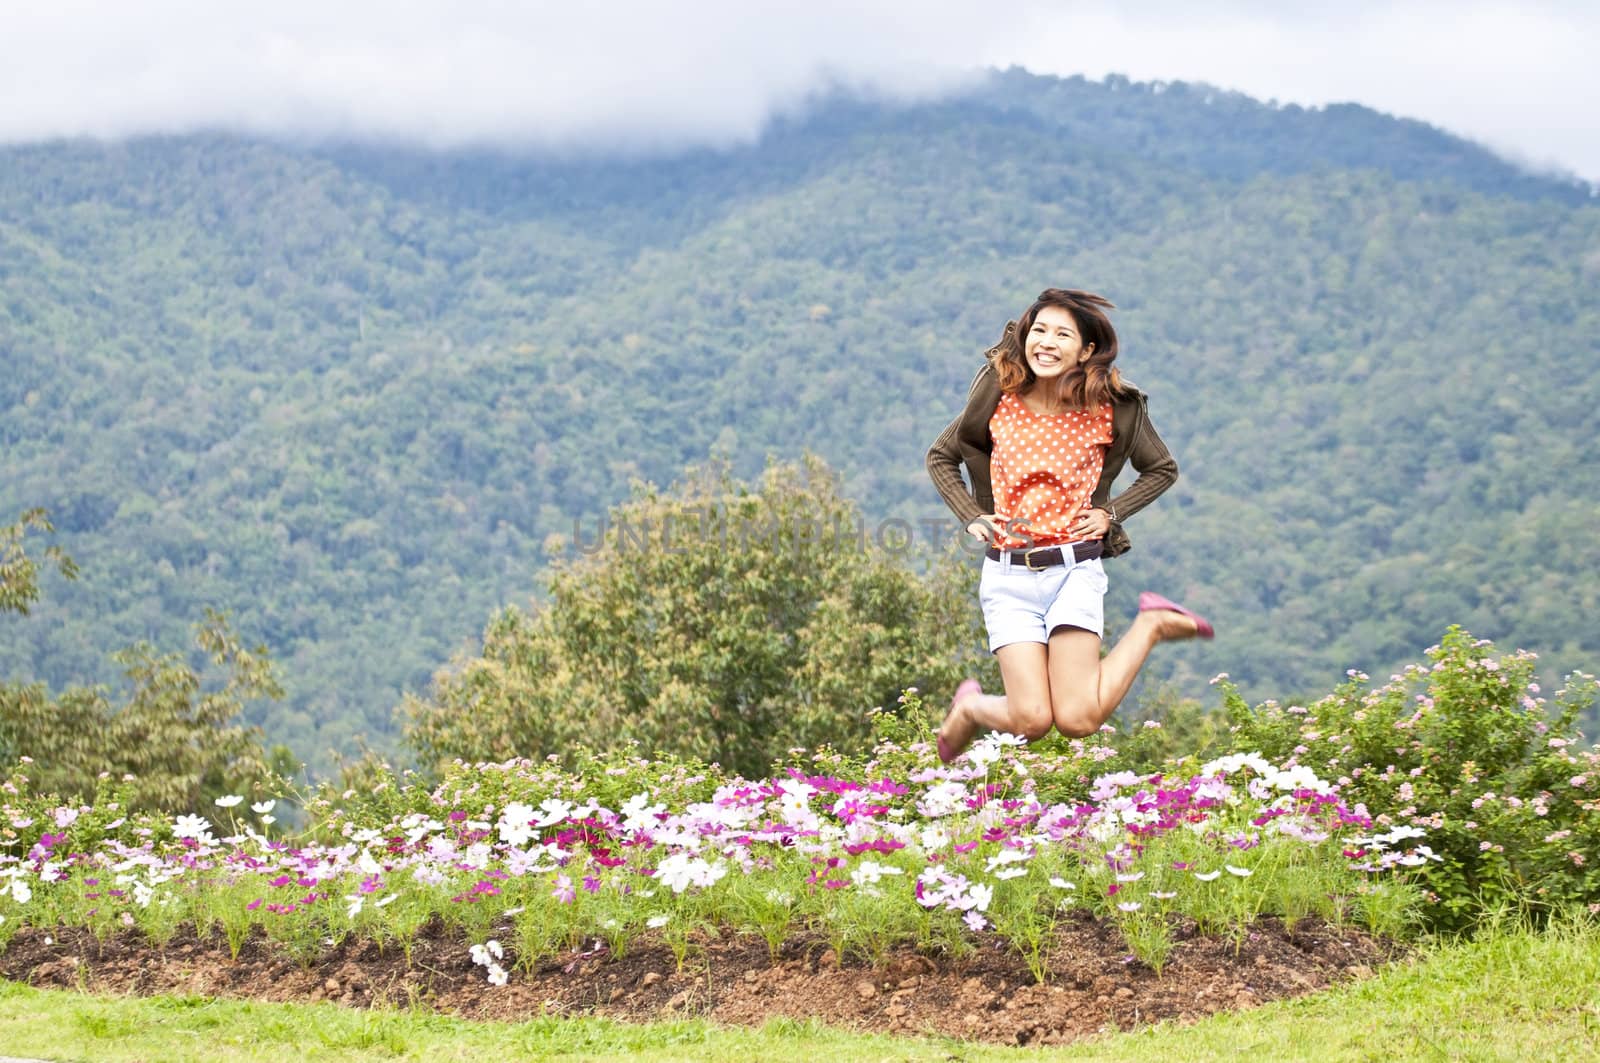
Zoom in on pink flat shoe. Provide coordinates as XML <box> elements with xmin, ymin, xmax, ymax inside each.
<box><xmin>938</xmin><ymin>679</ymin><xmax>982</xmax><ymax>764</ymax></box>
<box><xmin>1137</xmin><ymin>591</ymin><xmax>1215</xmax><ymax>640</ymax></box>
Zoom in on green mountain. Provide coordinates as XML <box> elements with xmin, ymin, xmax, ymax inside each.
<box><xmin>3</xmin><ymin>69</ymin><xmax>1597</xmax><ymax>772</ymax></box>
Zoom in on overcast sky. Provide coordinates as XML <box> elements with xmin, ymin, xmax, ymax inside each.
<box><xmin>3</xmin><ymin>1</ymin><xmax>1595</xmax><ymax>183</ymax></box>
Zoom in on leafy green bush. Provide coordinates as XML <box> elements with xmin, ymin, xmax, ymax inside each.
<box><xmin>1216</xmin><ymin>626</ymin><xmax>1599</xmax><ymax>929</ymax></box>
<box><xmin>0</xmin><ymin>610</ymin><xmax>290</xmax><ymax>812</ymax></box>
<box><xmin>404</xmin><ymin>455</ymin><xmax>992</xmax><ymax>779</ymax></box>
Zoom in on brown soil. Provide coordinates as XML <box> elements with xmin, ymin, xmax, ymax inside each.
<box><xmin>2</xmin><ymin>914</ymin><xmax>1398</xmax><ymax>1045</ymax></box>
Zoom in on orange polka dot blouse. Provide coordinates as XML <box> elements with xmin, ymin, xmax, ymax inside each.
<box><xmin>987</xmin><ymin>392</ymin><xmax>1115</xmax><ymax>550</ymax></box>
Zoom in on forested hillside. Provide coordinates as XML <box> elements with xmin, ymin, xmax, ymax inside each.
<box><xmin>3</xmin><ymin>69</ymin><xmax>1597</xmax><ymax>773</ymax></box>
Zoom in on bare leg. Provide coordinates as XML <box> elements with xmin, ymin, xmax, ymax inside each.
<box><xmin>938</xmin><ymin>642</ymin><xmax>1055</xmax><ymax>756</ymax></box>
<box><xmin>1048</xmin><ymin>611</ymin><xmax>1200</xmax><ymax>737</ymax></box>
<box><xmin>939</xmin><ymin>609</ymin><xmax>1202</xmax><ymax>753</ymax></box>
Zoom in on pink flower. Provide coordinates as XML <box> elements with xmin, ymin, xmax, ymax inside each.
<box><xmin>552</xmin><ymin>874</ymin><xmax>575</xmax><ymax>905</ymax></box>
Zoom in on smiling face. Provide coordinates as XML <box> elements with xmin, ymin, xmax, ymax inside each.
<box><xmin>1024</xmin><ymin>304</ymin><xmax>1093</xmax><ymax>379</ymax></box>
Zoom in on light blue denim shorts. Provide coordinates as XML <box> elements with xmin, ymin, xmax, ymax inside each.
<box><xmin>978</xmin><ymin>548</ymin><xmax>1108</xmax><ymax>652</ymax></box>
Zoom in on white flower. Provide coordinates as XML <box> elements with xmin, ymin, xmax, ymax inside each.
<box><xmin>918</xmin><ymin>781</ymin><xmax>969</xmax><ymax>819</ymax></box>
<box><xmin>498</xmin><ymin>802</ymin><xmax>537</xmax><ymax>847</ymax></box>
<box><xmin>346</xmin><ymin>895</ymin><xmax>364</xmax><ymax>919</ymax></box>
<box><xmin>534</xmin><ymin>799</ymin><xmax>573</xmax><ymax>827</ymax></box>
<box><xmin>966</xmin><ymin>736</ymin><xmax>1003</xmax><ymax>771</ymax></box>
<box><xmin>984</xmin><ymin>849</ymin><xmax>1030</xmax><ymax>873</ymax></box>
<box><xmin>1200</xmin><ymin>751</ymin><xmax>1274</xmax><ymax>778</ymax></box>
<box><xmin>213</xmin><ymin>795</ymin><xmax>243</xmax><ymax>808</ymax></box>
<box><xmin>994</xmin><ymin>867</ymin><xmax>1026</xmax><ymax>880</ymax></box>
<box><xmin>621</xmin><ymin>792</ymin><xmax>667</xmax><ymax>832</ymax></box>
<box><xmin>10</xmin><ymin>880</ymin><xmax>32</xmax><ymax>904</ymax></box>
<box><xmin>374</xmin><ymin>894</ymin><xmax>398</xmax><ymax>908</ymax></box>
<box><xmin>647</xmin><ymin>915</ymin><xmax>670</xmax><ymax>929</ymax></box>
<box><xmin>850</xmin><ymin>861</ymin><xmax>905</xmax><ymax>888</ymax></box>
<box><xmin>251</xmin><ymin>800</ymin><xmax>276</xmax><ymax>815</ymax></box>
<box><xmin>1117</xmin><ymin>901</ymin><xmax>1142</xmax><ymax>912</ymax></box>
<box><xmin>962</xmin><ymin>883</ymin><xmax>993</xmax><ymax>913</ymax></box>
<box><xmin>259</xmin><ymin>815</ymin><xmax>276</xmax><ymax>825</ymax></box>
<box><xmin>654</xmin><ymin>852</ymin><xmax>726</xmax><ymax>893</ymax></box>
<box><xmin>1194</xmin><ymin>871</ymin><xmax>1222</xmax><ymax>882</ymax></box>
<box><xmin>1114</xmin><ymin>871</ymin><xmax>1145</xmax><ymax>883</ymax></box>
<box><xmin>1048</xmin><ymin>877</ymin><xmax>1076</xmax><ymax>891</ymax></box>
<box><xmin>172</xmin><ymin>814</ymin><xmax>214</xmax><ymax>843</ymax></box>
<box><xmin>1225</xmin><ymin>865</ymin><xmax>1253</xmax><ymax>878</ymax></box>
<box><xmin>486</xmin><ymin>963</ymin><xmax>509</xmax><ymax>986</ymax></box>
<box><xmin>469</xmin><ymin>940</ymin><xmax>504</xmax><ymax>967</ymax></box>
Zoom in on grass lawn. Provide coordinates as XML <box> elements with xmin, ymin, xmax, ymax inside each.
<box><xmin>0</xmin><ymin>918</ymin><xmax>1595</xmax><ymax>1062</ymax></box>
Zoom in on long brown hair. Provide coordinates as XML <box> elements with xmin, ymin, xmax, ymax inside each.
<box><xmin>990</xmin><ymin>289</ymin><xmax>1127</xmax><ymax>410</ymax></box>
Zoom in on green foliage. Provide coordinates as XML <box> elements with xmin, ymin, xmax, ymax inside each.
<box><xmin>0</xmin><ymin>509</ymin><xmax>77</xmax><ymax>617</ymax></box>
<box><xmin>1216</xmin><ymin>626</ymin><xmax>1600</xmax><ymax>930</ymax></box>
<box><xmin>404</xmin><ymin>455</ymin><xmax>989</xmax><ymax>778</ymax></box>
<box><xmin>0</xmin><ymin>610</ymin><xmax>287</xmax><ymax>811</ymax></box>
<box><xmin>2</xmin><ymin>74</ymin><xmax>1598</xmax><ymax>776</ymax></box>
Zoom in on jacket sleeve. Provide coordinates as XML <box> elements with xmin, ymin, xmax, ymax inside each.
<box><xmin>925</xmin><ymin>365</ymin><xmax>989</xmax><ymax>528</ymax></box>
<box><xmin>1106</xmin><ymin>403</ymin><xmax>1178</xmax><ymax>523</ymax></box>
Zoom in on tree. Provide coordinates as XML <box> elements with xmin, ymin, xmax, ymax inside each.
<box><xmin>2</xmin><ymin>509</ymin><xmax>286</xmax><ymax>810</ymax></box>
<box><xmin>1</xmin><ymin>509</ymin><xmax>78</xmax><ymax>616</ymax></box>
<box><xmin>404</xmin><ymin>453</ymin><xmax>992</xmax><ymax>778</ymax></box>
<box><xmin>1</xmin><ymin>609</ymin><xmax>286</xmax><ymax>810</ymax></box>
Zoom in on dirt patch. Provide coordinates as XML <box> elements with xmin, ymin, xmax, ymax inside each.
<box><xmin>2</xmin><ymin>914</ymin><xmax>1398</xmax><ymax>1045</ymax></box>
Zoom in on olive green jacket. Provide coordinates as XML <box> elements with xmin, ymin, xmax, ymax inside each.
<box><xmin>925</xmin><ymin>329</ymin><xmax>1179</xmax><ymax>559</ymax></box>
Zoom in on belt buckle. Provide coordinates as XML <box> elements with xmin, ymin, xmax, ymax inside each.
<box><xmin>1024</xmin><ymin>546</ymin><xmax>1049</xmax><ymax>571</ymax></box>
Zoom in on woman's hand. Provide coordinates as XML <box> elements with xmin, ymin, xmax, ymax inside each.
<box><xmin>1070</xmin><ymin>508</ymin><xmax>1113</xmax><ymax>541</ymax></box>
<box><xmin>965</xmin><ymin>515</ymin><xmax>1000</xmax><ymax>544</ymax></box>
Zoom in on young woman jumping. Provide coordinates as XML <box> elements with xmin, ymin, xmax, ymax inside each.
<box><xmin>925</xmin><ymin>288</ymin><xmax>1213</xmax><ymax>763</ymax></box>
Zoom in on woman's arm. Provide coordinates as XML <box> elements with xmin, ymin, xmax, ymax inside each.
<box><xmin>926</xmin><ymin>365</ymin><xmax>991</xmax><ymax>529</ymax></box>
<box><xmin>1105</xmin><ymin>403</ymin><xmax>1179</xmax><ymax>524</ymax></box>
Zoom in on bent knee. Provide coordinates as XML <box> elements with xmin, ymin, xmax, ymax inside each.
<box><xmin>1052</xmin><ymin>703</ymin><xmax>1102</xmax><ymax>739</ymax></box>
<box><xmin>1013</xmin><ymin>703</ymin><xmax>1054</xmax><ymax>742</ymax></box>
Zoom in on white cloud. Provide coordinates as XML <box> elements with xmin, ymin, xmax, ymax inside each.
<box><xmin>0</xmin><ymin>2</ymin><xmax>997</xmax><ymax>151</ymax></box>
<box><xmin>994</xmin><ymin>1</ymin><xmax>1599</xmax><ymax>182</ymax></box>
<box><xmin>2</xmin><ymin>2</ymin><xmax>1596</xmax><ymax>181</ymax></box>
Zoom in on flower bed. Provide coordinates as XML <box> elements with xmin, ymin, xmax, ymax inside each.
<box><xmin>1</xmin><ymin>727</ymin><xmax>1426</xmax><ymax>985</ymax></box>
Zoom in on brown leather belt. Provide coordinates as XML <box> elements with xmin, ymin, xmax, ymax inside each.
<box><xmin>985</xmin><ymin>541</ymin><xmax>1103</xmax><ymax>571</ymax></box>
